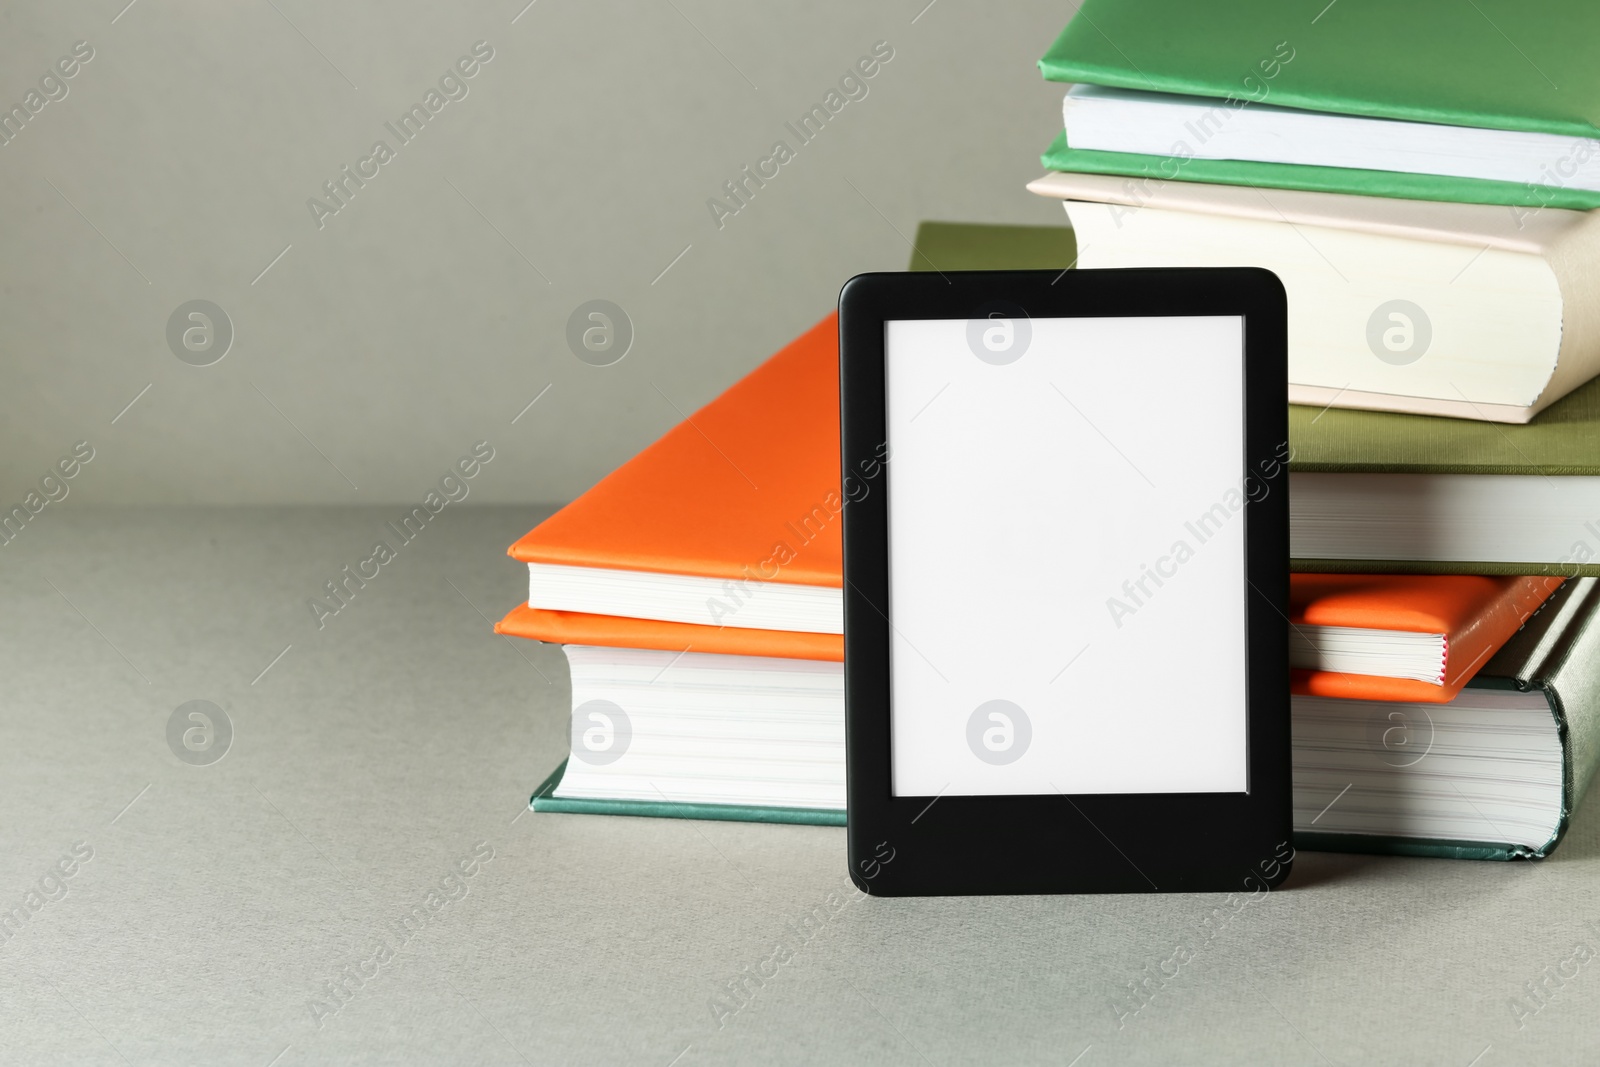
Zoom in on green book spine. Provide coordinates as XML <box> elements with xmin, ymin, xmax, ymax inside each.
<box><xmin>1040</xmin><ymin>134</ymin><xmax>1600</xmax><ymax>212</ymax></box>
<box><xmin>528</xmin><ymin>760</ymin><xmax>847</xmax><ymax>827</ymax></box>
<box><xmin>1289</xmin><ymin>833</ymin><xmax>1523</xmax><ymax>862</ymax></box>
<box><xmin>1487</xmin><ymin>578</ymin><xmax>1600</xmax><ymax>857</ymax></box>
<box><xmin>1039</xmin><ymin>0</ymin><xmax>1600</xmax><ymax>139</ymax></box>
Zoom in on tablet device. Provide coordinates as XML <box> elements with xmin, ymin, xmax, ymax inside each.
<box><xmin>839</xmin><ymin>268</ymin><xmax>1291</xmax><ymax>895</ymax></box>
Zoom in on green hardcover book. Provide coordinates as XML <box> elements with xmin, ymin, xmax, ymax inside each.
<box><xmin>912</xmin><ymin>220</ymin><xmax>1600</xmax><ymax>577</ymax></box>
<box><xmin>1036</xmin><ymin>0</ymin><xmax>1600</xmax><ymax>209</ymax></box>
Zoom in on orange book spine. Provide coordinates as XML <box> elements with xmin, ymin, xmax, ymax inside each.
<box><xmin>1439</xmin><ymin>576</ymin><xmax>1564</xmax><ymax>690</ymax></box>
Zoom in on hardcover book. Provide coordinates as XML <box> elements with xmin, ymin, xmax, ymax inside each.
<box><xmin>1289</xmin><ymin>378</ymin><xmax>1600</xmax><ymax>576</ymax></box>
<box><xmin>506</xmin><ymin>314</ymin><xmax>843</xmax><ymax>633</ymax></box>
<box><xmin>1027</xmin><ymin>171</ymin><xmax>1600</xmax><ymax>423</ymax></box>
<box><xmin>1289</xmin><ymin>574</ymin><xmax>1563</xmax><ymax>702</ymax></box>
<box><xmin>1037</xmin><ymin>0</ymin><xmax>1600</xmax><ymax>209</ymax></box>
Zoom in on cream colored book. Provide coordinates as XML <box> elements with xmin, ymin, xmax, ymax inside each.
<box><xmin>1027</xmin><ymin>171</ymin><xmax>1600</xmax><ymax>423</ymax></box>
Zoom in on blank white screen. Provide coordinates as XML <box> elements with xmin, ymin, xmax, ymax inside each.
<box><xmin>886</xmin><ymin>315</ymin><xmax>1248</xmax><ymax>796</ymax></box>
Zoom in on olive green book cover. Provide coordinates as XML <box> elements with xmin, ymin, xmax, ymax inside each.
<box><xmin>908</xmin><ymin>221</ymin><xmax>1078</xmax><ymax>273</ymax></box>
<box><xmin>1288</xmin><ymin>378</ymin><xmax>1600</xmax><ymax>477</ymax></box>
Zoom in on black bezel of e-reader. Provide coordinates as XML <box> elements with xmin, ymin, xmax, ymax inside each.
<box><xmin>838</xmin><ymin>268</ymin><xmax>1292</xmax><ymax>896</ymax></box>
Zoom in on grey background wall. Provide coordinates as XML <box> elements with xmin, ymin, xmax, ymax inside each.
<box><xmin>0</xmin><ymin>0</ymin><xmax>1077</xmax><ymax>506</ymax></box>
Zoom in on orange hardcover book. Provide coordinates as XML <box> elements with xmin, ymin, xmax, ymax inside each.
<box><xmin>509</xmin><ymin>312</ymin><xmax>844</xmax><ymax>584</ymax></box>
<box><xmin>498</xmin><ymin>312</ymin><xmax>851</xmax><ymax>642</ymax></box>
<box><xmin>495</xmin><ymin>604</ymin><xmax>844</xmax><ymax>662</ymax></box>
<box><xmin>1289</xmin><ymin>574</ymin><xmax>1564</xmax><ymax>702</ymax></box>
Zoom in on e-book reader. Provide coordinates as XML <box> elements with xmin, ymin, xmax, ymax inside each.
<box><xmin>839</xmin><ymin>268</ymin><xmax>1291</xmax><ymax>895</ymax></box>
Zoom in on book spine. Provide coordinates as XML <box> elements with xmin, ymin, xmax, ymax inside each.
<box><xmin>1444</xmin><ymin>576</ymin><xmax>1566</xmax><ymax>689</ymax></box>
<box><xmin>1533</xmin><ymin>579</ymin><xmax>1600</xmax><ymax>846</ymax></box>
<box><xmin>1535</xmin><ymin>209</ymin><xmax>1600</xmax><ymax>415</ymax></box>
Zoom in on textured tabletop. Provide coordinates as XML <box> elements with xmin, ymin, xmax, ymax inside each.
<box><xmin>2</xmin><ymin>507</ymin><xmax>1597</xmax><ymax>1066</ymax></box>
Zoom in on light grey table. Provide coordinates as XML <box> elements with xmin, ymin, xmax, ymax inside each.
<box><xmin>3</xmin><ymin>507</ymin><xmax>1597</xmax><ymax>1065</ymax></box>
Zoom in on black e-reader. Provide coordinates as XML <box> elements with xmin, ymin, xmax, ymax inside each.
<box><xmin>839</xmin><ymin>268</ymin><xmax>1291</xmax><ymax>895</ymax></box>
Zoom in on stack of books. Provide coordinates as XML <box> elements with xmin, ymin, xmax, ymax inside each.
<box><xmin>1025</xmin><ymin>0</ymin><xmax>1600</xmax><ymax>858</ymax></box>
<box><xmin>500</xmin><ymin>220</ymin><xmax>1600</xmax><ymax>859</ymax></box>
<box><xmin>498</xmin><ymin>0</ymin><xmax>1600</xmax><ymax>860</ymax></box>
